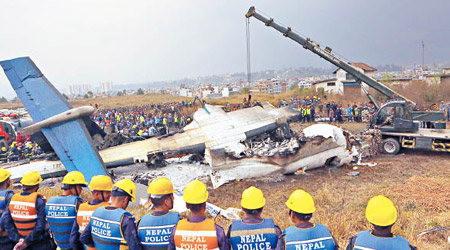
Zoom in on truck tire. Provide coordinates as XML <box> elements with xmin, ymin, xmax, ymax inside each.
<box><xmin>382</xmin><ymin>138</ymin><xmax>400</xmax><ymax>155</ymax></box>
<box><xmin>0</xmin><ymin>139</ymin><xmax>7</xmax><ymax>149</ymax></box>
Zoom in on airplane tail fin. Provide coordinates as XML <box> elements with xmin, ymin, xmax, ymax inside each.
<box><xmin>0</xmin><ymin>57</ymin><xmax>109</xmax><ymax>181</ymax></box>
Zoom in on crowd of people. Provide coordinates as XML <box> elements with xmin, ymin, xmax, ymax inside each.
<box><xmin>90</xmin><ymin>101</ymin><xmax>195</xmax><ymax>138</ymax></box>
<box><xmin>0</xmin><ymin>169</ymin><xmax>416</xmax><ymax>250</ymax></box>
<box><xmin>277</xmin><ymin>96</ymin><xmax>377</xmax><ymax>124</ymax></box>
<box><xmin>0</xmin><ymin>141</ymin><xmax>43</xmax><ymax>162</ymax></box>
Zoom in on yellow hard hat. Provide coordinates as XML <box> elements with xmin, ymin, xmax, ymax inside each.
<box><xmin>285</xmin><ymin>189</ymin><xmax>316</xmax><ymax>214</ymax></box>
<box><xmin>62</xmin><ymin>171</ymin><xmax>88</xmax><ymax>186</ymax></box>
<box><xmin>0</xmin><ymin>168</ymin><xmax>11</xmax><ymax>183</ymax></box>
<box><xmin>365</xmin><ymin>195</ymin><xmax>397</xmax><ymax>226</ymax></box>
<box><xmin>183</xmin><ymin>180</ymin><xmax>208</xmax><ymax>204</ymax></box>
<box><xmin>114</xmin><ymin>179</ymin><xmax>136</xmax><ymax>202</ymax></box>
<box><xmin>147</xmin><ymin>177</ymin><xmax>175</xmax><ymax>196</ymax></box>
<box><xmin>241</xmin><ymin>186</ymin><xmax>266</xmax><ymax>210</ymax></box>
<box><xmin>1</xmin><ymin>147</ymin><xmax>6</xmax><ymax>151</ymax></box>
<box><xmin>21</xmin><ymin>171</ymin><xmax>43</xmax><ymax>186</ymax></box>
<box><xmin>88</xmin><ymin>175</ymin><xmax>114</xmax><ymax>191</ymax></box>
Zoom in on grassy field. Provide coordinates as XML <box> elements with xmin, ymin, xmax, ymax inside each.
<box><xmin>0</xmin><ymin>89</ymin><xmax>369</xmax><ymax>110</ymax></box>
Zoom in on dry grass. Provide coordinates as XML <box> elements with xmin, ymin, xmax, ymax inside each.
<box><xmin>206</xmin><ymin>150</ymin><xmax>450</xmax><ymax>249</ymax></box>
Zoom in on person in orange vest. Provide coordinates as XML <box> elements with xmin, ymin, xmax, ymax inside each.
<box><xmin>69</xmin><ymin>175</ymin><xmax>113</xmax><ymax>250</ymax></box>
<box><xmin>0</xmin><ymin>169</ymin><xmax>15</xmax><ymax>250</ymax></box>
<box><xmin>2</xmin><ymin>171</ymin><xmax>56</xmax><ymax>250</ymax></box>
<box><xmin>168</xmin><ymin>180</ymin><xmax>228</xmax><ymax>250</ymax></box>
<box><xmin>45</xmin><ymin>171</ymin><xmax>87</xmax><ymax>250</ymax></box>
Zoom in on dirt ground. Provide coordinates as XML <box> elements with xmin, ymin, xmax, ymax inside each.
<box><xmin>206</xmin><ymin>122</ymin><xmax>450</xmax><ymax>249</ymax></box>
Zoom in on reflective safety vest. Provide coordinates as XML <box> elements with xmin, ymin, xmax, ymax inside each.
<box><xmin>0</xmin><ymin>189</ymin><xmax>13</xmax><ymax>217</ymax></box>
<box><xmin>46</xmin><ymin>195</ymin><xmax>81</xmax><ymax>250</ymax></box>
<box><xmin>306</xmin><ymin>108</ymin><xmax>311</xmax><ymax>115</ymax></box>
<box><xmin>77</xmin><ymin>202</ymin><xmax>109</xmax><ymax>250</ymax></box>
<box><xmin>174</xmin><ymin>116</ymin><xmax>178</xmax><ymax>123</ymax></box>
<box><xmin>91</xmin><ymin>206</ymin><xmax>133</xmax><ymax>250</ymax></box>
<box><xmin>163</xmin><ymin>118</ymin><xmax>167</xmax><ymax>125</ymax></box>
<box><xmin>229</xmin><ymin>218</ymin><xmax>277</xmax><ymax>250</ymax></box>
<box><xmin>138</xmin><ymin>211</ymin><xmax>180</xmax><ymax>250</ymax></box>
<box><xmin>284</xmin><ymin>223</ymin><xmax>335</xmax><ymax>250</ymax></box>
<box><xmin>174</xmin><ymin>218</ymin><xmax>219</xmax><ymax>250</ymax></box>
<box><xmin>354</xmin><ymin>230</ymin><xmax>410</xmax><ymax>250</ymax></box>
<box><xmin>9</xmin><ymin>192</ymin><xmax>42</xmax><ymax>237</ymax></box>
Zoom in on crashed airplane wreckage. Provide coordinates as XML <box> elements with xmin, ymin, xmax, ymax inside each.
<box><xmin>0</xmin><ymin>57</ymin><xmax>357</xmax><ymax>188</ymax></box>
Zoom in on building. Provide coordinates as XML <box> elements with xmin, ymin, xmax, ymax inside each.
<box><xmin>250</xmin><ymin>79</ymin><xmax>288</xmax><ymax>94</ymax></box>
<box><xmin>313</xmin><ymin>62</ymin><xmax>377</xmax><ymax>94</ymax></box>
<box><xmin>68</xmin><ymin>84</ymin><xmax>93</xmax><ymax>96</ymax></box>
<box><xmin>179</xmin><ymin>88</ymin><xmax>193</xmax><ymax>97</ymax></box>
<box><xmin>99</xmin><ymin>82</ymin><xmax>113</xmax><ymax>93</ymax></box>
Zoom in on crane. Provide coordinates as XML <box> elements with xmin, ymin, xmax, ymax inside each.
<box><xmin>246</xmin><ymin>6</ymin><xmax>450</xmax><ymax>155</ymax></box>
<box><xmin>245</xmin><ymin>7</ymin><xmax>414</xmax><ymax>109</ymax></box>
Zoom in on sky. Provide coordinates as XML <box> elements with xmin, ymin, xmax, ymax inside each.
<box><xmin>0</xmin><ymin>0</ymin><xmax>449</xmax><ymax>98</ymax></box>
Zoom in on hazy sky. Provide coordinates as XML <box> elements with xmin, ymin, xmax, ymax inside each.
<box><xmin>1</xmin><ymin>0</ymin><xmax>449</xmax><ymax>98</ymax></box>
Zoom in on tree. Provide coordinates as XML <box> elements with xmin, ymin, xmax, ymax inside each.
<box><xmin>83</xmin><ymin>94</ymin><xmax>89</xmax><ymax>99</ymax></box>
<box><xmin>117</xmin><ymin>91</ymin><xmax>123</xmax><ymax>96</ymax></box>
<box><xmin>136</xmin><ymin>88</ymin><xmax>145</xmax><ymax>95</ymax></box>
<box><xmin>0</xmin><ymin>97</ymin><xmax>7</xmax><ymax>103</ymax></box>
<box><xmin>87</xmin><ymin>91</ymin><xmax>93</xmax><ymax>98</ymax></box>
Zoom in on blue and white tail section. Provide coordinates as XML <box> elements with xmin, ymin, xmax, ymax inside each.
<box><xmin>0</xmin><ymin>57</ymin><xmax>108</xmax><ymax>181</ymax></box>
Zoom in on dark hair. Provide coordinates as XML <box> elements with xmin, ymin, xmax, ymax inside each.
<box><xmin>187</xmin><ymin>203</ymin><xmax>205</xmax><ymax>213</ymax></box>
<box><xmin>0</xmin><ymin>178</ymin><xmax>9</xmax><ymax>187</ymax></box>
<box><xmin>243</xmin><ymin>207</ymin><xmax>263</xmax><ymax>215</ymax></box>
<box><xmin>150</xmin><ymin>194</ymin><xmax>171</xmax><ymax>207</ymax></box>
<box><xmin>373</xmin><ymin>224</ymin><xmax>392</xmax><ymax>230</ymax></box>
<box><xmin>291</xmin><ymin>210</ymin><xmax>313</xmax><ymax>221</ymax></box>
<box><xmin>23</xmin><ymin>184</ymin><xmax>39</xmax><ymax>191</ymax></box>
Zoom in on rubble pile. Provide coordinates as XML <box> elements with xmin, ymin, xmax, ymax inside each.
<box><xmin>227</xmin><ymin>127</ymin><xmax>307</xmax><ymax>159</ymax></box>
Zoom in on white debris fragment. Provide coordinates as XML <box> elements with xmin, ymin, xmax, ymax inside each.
<box><xmin>303</xmin><ymin>124</ymin><xmax>347</xmax><ymax>146</ymax></box>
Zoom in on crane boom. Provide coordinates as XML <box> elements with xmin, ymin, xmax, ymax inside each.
<box><xmin>246</xmin><ymin>6</ymin><xmax>416</xmax><ymax>107</ymax></box>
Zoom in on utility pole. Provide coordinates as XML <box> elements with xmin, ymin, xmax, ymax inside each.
<box><xmin>421</xmin><ymin>40</ymin><xmax>425</xmax><ymax>70</ymax></box>
<box><xmin>246</xmin><ymin>18</ymin><xmax>251</xmax><ymax>85</ymax></box>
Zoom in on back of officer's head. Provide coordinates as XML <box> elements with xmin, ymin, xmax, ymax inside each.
<box><xmin>147</xmin><ymin>177</ymin><xmax>176</xmax><ymax>209</ymax></box>
<box><xmin>183</xmin><ymin>180</ymin><xmax>208</xmax><ymax>214</ymax></box>
<box><xmin>241</xmin><ymin>186</ymin><xmax>265</xmax><ymax>217</ymax></box>
<box><xmin>285</xmin><ymin>189</ymin><xmax>316</xmax><ymax>223</ymax></box>
<box><xmin>150</xmin><ymin>194</ymin><xmax>173</xmax><ymax>208</ymax></box>
<box><xmin>111</xmin><ymin>189</ymin><xmax>131</xmax><ymax>208</ymax></box>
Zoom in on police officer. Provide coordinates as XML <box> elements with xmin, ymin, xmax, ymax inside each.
<box><xmin>282</xmin><ymin>189</ymin><xmax>338</xmax><ymax>250</ymax></box>
<box><xmin>228</xmin><ymin>186</ymin><xmax>281</xmax><ymax>250</ymax></box>
<box><xmin>70</xmin><ymin>175</ymin><xmax>113</xmax><ymax>250</ymax></box>
<box><xmin>0</xmin><ymin>147</ymin><xmax>7</xmax><ymax>159</ymax></box>
<box><xmin>168</xmin><ymin>180</ymin><xmax>228</xmax><ymax>250</ymax></box>
<box><xmin>0</xmin><ymin>169</ymin><xmax>14</xmax><ymax>250</ymax></box>
<box><xmin>3</xmin><ymin>171</ymin><xmax>56</xmax><ymax>250</ymax></box>
<box><xmin>346</xmin><ymin>195</ymin><xmax>416</xmax><ymax>250</ymax></box>
<box><xmin>138</xmin><ymin>177</ymin><xmax>180</xmax><ymax>250</ymax></box>
<box><xmin>80</xmin><ymin>178</ymin><xmax>141</xmax><ymax>250</ymax></box>
<box><xmin>45</xmin><ymin>171</ymin><xmax>87</xmax><ymax>250</ymax></box>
